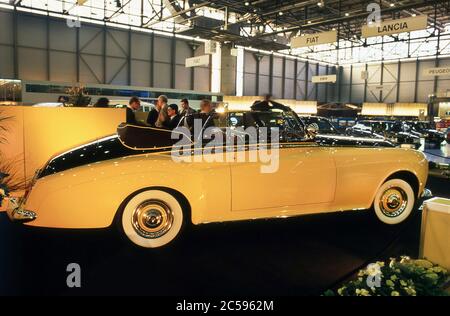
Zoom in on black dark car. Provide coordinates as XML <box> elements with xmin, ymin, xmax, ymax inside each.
<box><xmin>300</xmin><ymin>116</ymin><xmax>395</xmax><ymax>147</ymax></box>
<box><xmin>405</xmin><ymin>121</ymin><xmax>445</xmax><ymax>146</ymax></box>
<box><xmin>350</xmin><ymin>120</ymin><xmax>421</xmax><ymax>149</ymax></box>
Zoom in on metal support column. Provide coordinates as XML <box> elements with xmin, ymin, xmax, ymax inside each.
<box><xmin>414</xmin><ymin>58</ymin><xmax>419</xmax><ymax>103</ymax></box>
<box><xmin>46</xmin><ymin>16</ymin><xmax>50</xmax><ymax>81</ymax></box>
<box><xmin>128</xmin><ymin>29</ymin><xmax>132</xmax><ymax>86</ymax></box>
<box><xmin>282</xmin><ymin>57</ymin><xmax>286</xmax><ymax>99</ymax></box>
<box><xmin>103</xmin><ymin>25</ymin><xmax>107</xmax><ymax>84</ymax></box>
<box><xmin>315</xmin><ymin>63</ymin><xmax>319</xmax><ymax>101</ymax></box>
<box><xmin>293</xmin><ymin>59</ymin><xmax>298</xmax><ymax>100</ymax></box>
<box><xmin>13</xmin><ymin>8</ymin><xmax>18</xmax><ymax>79</ymax></box>
<box><xmin>363</xmin><ymin>63</ymin><xmax>368</xmax><ymax>102</ymax></box>
<box><xmin>396</xmin><ymin>61</ymin><xmax>401</xmax><ymax>102</ymax></box>
<box><xmin>325</xmin><ymin>65</ymin><xmax>329</xmax><ymax>103</ymax></box>
<box><xmin>269</xmin><ymin>54</ymin><xmax>274</xmax><ymax>95</ymax></box>
<box><xmin>379</xmin><ymin>62</ymin><xmax>384</xmax><ymax>102</ymax></box>
<box><xmin>304</xmin><ymin>61</ymin><xmax>309</xmax><ymax>100</ymax></box>
<box><xmin>150</xmin><ymin>33</ymin><xmax>154</xmax><ymax>87</ymax></box>
<box><xmin>349</xmin><ymin>65</ymin><xmax>353</xmax><ymax>103</ymax></box>
<box><xmin>171</xmin><ymin>35</ymin><xmax>176</xmax><ymax>89</ymax></box>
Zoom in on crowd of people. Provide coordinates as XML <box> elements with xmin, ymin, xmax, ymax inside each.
<box><xmin>125</xmin><ymin>95</ymin><xmax>215</xmax><ymax>131</ymax></box>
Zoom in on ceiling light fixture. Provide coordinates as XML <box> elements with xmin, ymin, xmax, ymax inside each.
<box><xmin>345</xmin><ymin>12</ymin><xmax>349</xmax><ymax>17</ymax></box>
<box><xmin>279</xmin><ymin>12</ymin><xmax>283</xmax><ymax>16</ymax></box>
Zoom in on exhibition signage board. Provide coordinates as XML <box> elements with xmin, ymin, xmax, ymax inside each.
<box><xmin>311</xmin><ymin>75</ymin><xmax>337</xmax><ymax>83</ymax></box>
<box><xmin>423</xmin><ymin>67</ymin><xmax>450</xmax><ymax>77</ymax></box>
<box><xmin>362</xmin><ymin>15</ymin><xmax>427</xmax><ymax>38</ymax></box>
<box><xmin>290</xmin><ymin>30</ymin><xmax>337</xmax><ymax>48</ymax></box>
<box><xmin>368</xmin><ymin>85</ymin><xmax>392</xmax><ymax>92</ymax></box>
<box><xmin>185</xmin><ymin>55</ymin><xmax>210</xmax><ymax>68</ymax></box>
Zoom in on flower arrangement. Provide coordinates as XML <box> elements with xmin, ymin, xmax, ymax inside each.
<box><xmin>0</xmin><ymin>110</ymin><xmax>26</xmax><ymax>206</ymax></box>
<box><xmin>66</xmin><ymin>84</ymin><xmax>91</xmax><ymax>107</ymax></box>
<box><xmin>325</xmin><ymin>256</ymin><xmax>449</xmax><ymax>296</ymax></box>
<box><xmin>0</xmin><ymin>172</ymin><xmax>10</xmax><ymax>207</ymax></box>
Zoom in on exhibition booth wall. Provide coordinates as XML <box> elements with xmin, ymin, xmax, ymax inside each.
<box><xmin>0</xmin><ymin>106</ymin><xmax>125</xmax><ymax>201</ymax></box>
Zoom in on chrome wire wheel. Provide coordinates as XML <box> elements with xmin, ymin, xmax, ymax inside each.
<box><xmin>378</xmin><ymin>187</ymin><xmax>408</xmax><ymax>218</ymax></box>
<box><xmin>373</xmin><ymin>179</ymin><xmax>415</xmax><ymax>225</ymax></box>
<box><xmin>132</xmin><ymin>200</ymin><xmax>174</xmax><ymax>239</ymax></box>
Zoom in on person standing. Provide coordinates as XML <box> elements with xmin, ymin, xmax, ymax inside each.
<box><xmin>164</xmin><ymin>104</ymin><xmax>181</xmax><ymax>130</ymax></box>
<box><xmin>179</xmin><ymin>98</ymin><xmax>195</xmax><ymax>117</ymax></box>
<box><xmin>126</xmin><ymin>96</ymin><xmax>141</xmax><ymax>125</ymax></box>
<box><xmin>155</xmin><ymin>95</ymin><xmax>170</xmax><ymax>128</ymax></box>
<box><xmin>94</xmin><ymin>97</ymin><xmax>109</xmax><ymax>108</ymax></box>
<box><xmin>146</xmin><ymin>102</ymin><xmax>160</xmax><ymax>127</ymax></box>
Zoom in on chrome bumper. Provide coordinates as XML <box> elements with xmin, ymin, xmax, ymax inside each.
<box><xmin>6</xmin><ymin>197</ymin><xmax>37</xmax><ymax>223</ymax></box>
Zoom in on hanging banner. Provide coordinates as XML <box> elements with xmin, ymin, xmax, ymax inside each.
<box><xmin>362</xmin><ymin>15</ymin><xmax>427</xmax><ymax>38</ymax></box>
<box><xmin>311</xmin><ymin>75</ymin><xmax>337</xmax><ymax>83</ymax></box>
<box><xmin>368</xmin><ymin>85</ymin><xmax>393</xmax><ymax>92</ymax></box>
<box><xmin>291</xmin><ymin>30</ymin><xmax>337</xmax><ymax>48</ymax></box>
<box><xmin>185</xmin><ymin>55</ymin><xmax>210</xmax><ymax>68</ymax></box>
<box><xmin>423</xmin><ymin>67</ymin><xmax>450</xmax><ymax>77</ymax></box>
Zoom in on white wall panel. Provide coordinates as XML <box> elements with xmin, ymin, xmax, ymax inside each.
<box><xmin>154</xmin><ymin>36</ymin><xmax>172</xmax><ymax>63</ymax></box>
<box><xmin>131</xmin><ymin>60</ymin><xmax>150</xmax><ymax>87</ymax></box>
<box><xmin>0</xmin><ymin>11</ymin><xmax>13</xmax><ymax>45</ymax></box>
<box><xmin>131</xmin><ymin>33</ymin><xmax>151</xmax><ymax>60</ymax></box>
<box><xmin>18</xmin><ymin>47</ymin><xmax>46</xmax><ymax>80</ymax></box>
<box><xmin>154</xmin><ymin>62</ymin><xmax>171</xmax><ymax>88</ymax></box>
<box><xmin>175</xmin><ymin>65</ymin><xmax>190</xmax><ymax>90</ymax></box>
<box><xmin>17</xmin><ymin>15</ymin><xmax>46</xmax><ymax>49</ymax></box>
<box><xmin>0</xmin><ymin>46</ymin><xmax>14</xmax><ymax>78</ymax></box>
<box><xmin>50</xmin><ymin>51</ymin><xmax>76</xmax><ymax>82</ymax></box>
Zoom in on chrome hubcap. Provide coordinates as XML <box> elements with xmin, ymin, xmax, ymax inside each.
<box><xmin>132</xmin><ymin>200</ymin><xmax>173</xmax><ymax>239</ymax></box>
<box><xmin>379</xmin><ymin>187</ymin><xmax>408</xmax><ymax>218</ymax></box>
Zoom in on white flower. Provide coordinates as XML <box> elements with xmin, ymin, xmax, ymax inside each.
<box><xmin>366</xmin><ymin>263</ymin><xmax>382</xmax><ymax>276</ymax></box>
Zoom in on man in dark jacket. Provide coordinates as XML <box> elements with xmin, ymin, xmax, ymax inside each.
<box><xmin>126</xmin><ymin>96</ymin><xmax>141</xmax><ymax>125</ymax></box>
<box><xmin>164</xmin><ymin>104</ymin><xmax>181</xmax><ymax>130</ymax></box>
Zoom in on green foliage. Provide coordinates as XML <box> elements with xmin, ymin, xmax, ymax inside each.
<box><xmin>326</xmin><ymin>257</ymin><xmax>449</xmax><ymax>296</ymax></box>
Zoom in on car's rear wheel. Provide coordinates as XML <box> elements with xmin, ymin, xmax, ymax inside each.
<box><xmin>373</xmin><ymin>179</ymin><xmax>415</xmax><ymax>225</ymax></box>
<box><xmin>121</xmin><ymin>190</ymin><xmax>184</xmax><ymax>248</ymax></box>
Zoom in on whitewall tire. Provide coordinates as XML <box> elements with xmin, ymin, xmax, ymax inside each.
<box><xmin>121</xmin><ymin>190</ymin><xmax>184</xmax><ymax>248</ymax></box>
<box><xmin>373</xmin><ymin>179</ymin><xmax>415</xmax><ymax>225</ymax></box>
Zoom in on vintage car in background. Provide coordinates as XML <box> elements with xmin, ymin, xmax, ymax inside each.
<box><xmin>351</xmin><ymin>120</ymin><xmax>421</xmax><ymax>149</ymax></box>
<box><xmin>405</xmin><ymin>121</ymin><xmax>445</xmax><ymax>147</ymax></box>
<box><xmin>300</xmin><ymin>116</ymin><xmax>394</xmax><ymax>148</ymax></box>
<box><xmin>6</xmin><ymin>106</ymin><xmax>429</xmax><ymax>249</ymax></box>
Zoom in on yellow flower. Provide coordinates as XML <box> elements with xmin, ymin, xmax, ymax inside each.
<box><xmin>386</xmin><ymin>280</ymin><xmax>395</xmax><ymax>287</ymax></box>
<box><xmin>400</xmin><ymin>280</ymin><xmax>407</xmax><ymax>287</ymax></box>
<box><xmin>360</xmin><ymin>289</ymin><xmax>370</xmax><ymax>296</ymax></box>
<box><xmin>390</xmin><ymin>275</ymin><xmax>398</xmax><ymax>281</ymax></box>
<box><xmin>413</xmin><ymin>259</ymin><xmax>433</xmax><ymax>269</ymax></box>
<box><xmin>391</xmin><ymin>291</ymin><xmax>400</xmax><ymax>296</ymax></box>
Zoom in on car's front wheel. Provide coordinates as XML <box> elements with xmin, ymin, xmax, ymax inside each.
<box><xmin>121</xmin><ymin>190</ymin><xmax>185</xmax><ymax>248</ymax></box>
<box><xmin>373</xmin><ymin>179</ymin><xmax>415</xmax><ymax>225</ymax></box>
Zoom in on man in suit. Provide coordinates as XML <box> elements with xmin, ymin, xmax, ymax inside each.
<box><xmin>126</xmin><ymin>96</ymin><xmax>141</xmax><ymax>125</ymax></box>
<box><xmin>179</xmin><ymin>98</ymin><xmax>195</xmax><ymax>117</ymax></box>
<box><xmin>155</xmin><ymin>95</ymin><xmax>170</xmax><ymax>128</ymax></box>
<box><xmin>146</xmin><ymin>102</ymin><xmax>160</xmax><ymax>127</ymax></box>
<box><xmin>164</xmin><ymin>104</ymin><xmax>181</xmax><ymax>130</ymax></box>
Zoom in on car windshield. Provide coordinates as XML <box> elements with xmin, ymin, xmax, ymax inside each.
<box><xmin>302</xmin><ymin>117</ymin><xmax>338</xmax><ymax>134</ymax></box>
<box><xmin>219</xmin><ymin>110</ymin><xmax>307</xmax><ymax>143</ymax></box>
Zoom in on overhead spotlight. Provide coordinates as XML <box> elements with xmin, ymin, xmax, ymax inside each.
<box><xmin>332</xmin><ymin>27</ymin><xmax>336</xmax><ymax>31</ymax></box>
<box><xmin>390</xmin><ymin>3</ymin><xmax>395</xmax><ymax>7</ymax></box>
<box><xmin>253</xmin><ymin>8</ymin><xmax>257</xmax><ymax>12</ymax></box>
<box><xmin>273</xmin><ymin>38</ymin><xmax>277</xmax><ymax>42</ymax></box>
<box><xmin>345</xmin><ymin>12</ymin><xmax>349</xmax><ymax>17</ymax></box>
<box><xmin>317</xmin><ymin>0</ymin><xmax>324</xmax><ymax>7</ymax></box>
<box><xmin>307</xmin><ymin>21</ymin><xmax>312</xmax><ymax>24</ymax></box>
<box><xmin>412</xmin><ymin>13</ymin><xmax>416</xmax><ymax>17</ymax></box>
<box><xmin>279</xmin><ymin>12</ymin><xmax>284</xmax><ymax>16</ymax></box>
<box><xmin>245</xmin><ymin>1</ymin><xmax>250</xmax><ymax>6</ymax></box>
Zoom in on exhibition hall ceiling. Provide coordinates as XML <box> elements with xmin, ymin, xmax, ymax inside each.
<box><xmin>1</xmin><ymin>0</ymin><xmax>450</xmax><ymax>63</ymax></box>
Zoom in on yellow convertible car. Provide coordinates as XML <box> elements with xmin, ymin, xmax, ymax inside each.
<box><xmin>7</xmin><ymin>108</ymin><xmax>429</xmax><ymax>248</ymax></box>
